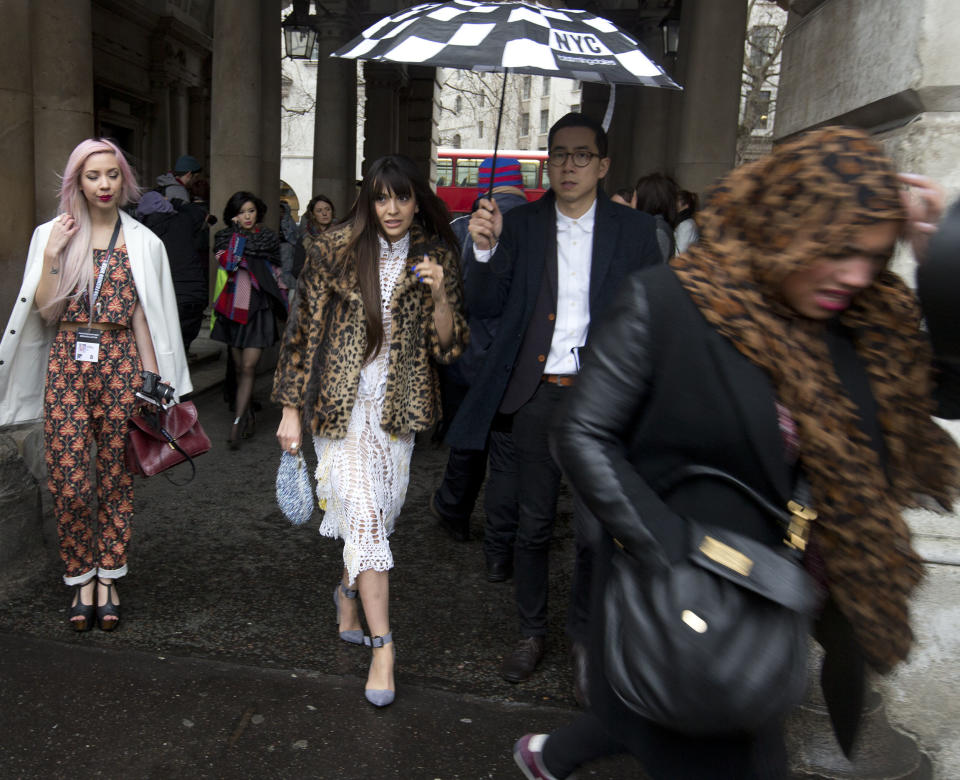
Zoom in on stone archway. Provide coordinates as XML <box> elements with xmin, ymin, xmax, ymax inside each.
<box><xmin>279</xmin><ymin>179</ymin><xmax>301</xmax><ymax>222</ymax></box>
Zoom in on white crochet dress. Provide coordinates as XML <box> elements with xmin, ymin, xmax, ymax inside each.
<box><xmin>314</xmin><ymin>233</ymin><xmax>416</xmax><ymax>585</ymax></box>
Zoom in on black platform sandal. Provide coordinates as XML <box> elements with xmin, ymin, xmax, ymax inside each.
<box><xmin>68</xmin><ymin>582</ymin><xmax>95</xmax><ymax>632</ymax></box>
<box><xmin>227</xmin><ymin>416</ymin><xmax>242</xmax><ymax>450</ymax></box>
<box><xmin>96</xmin><ymin>577</ymin><xmax>121</xmax><ymax>631</ymax></box>
<box><xmin>241</xmin><ymin>407</ymin><xmax>256</xmax><ymax>439</ymax></box>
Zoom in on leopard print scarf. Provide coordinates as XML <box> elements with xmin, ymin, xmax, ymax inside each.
<box><xmin>671</xmin><ymin>126</ymin><xmax>960</xmax><ymax>672</ymax></box>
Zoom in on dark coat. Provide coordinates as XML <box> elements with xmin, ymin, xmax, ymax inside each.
<box><xmin>444</xmin><ymin>188</ymin><xmax>662</xmax><ymax>450</ymax></box>
<box><xmin>445</xmin><ymin>189</ymin><xmax>529</xmax><ymax>388</ymax></box>
<box><xmin>552</xmin><ymin>264</ymin><xmax>960</xmax><ymax>771</ymax></box>
<box><xmin>139</xmin><ymin>201</ymin><xmax>209</xmax><ymax>304</ymax></box>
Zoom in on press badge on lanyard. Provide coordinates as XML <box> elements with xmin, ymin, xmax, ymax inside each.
<box><xmin>75</xmin><ymin>328</ymin><xmax>102</xmax><ymax>362</ymax></box>
<box><xmin>75</xmin><ymin>217</ymin><xmax>121</xmax><ymax>363</ymax></box>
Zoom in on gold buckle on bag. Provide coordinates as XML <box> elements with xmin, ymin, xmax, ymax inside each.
<box><xmin>785</xmin><ymin>501</ymin><xmax>816</xmax><ymax>551</ymax></box>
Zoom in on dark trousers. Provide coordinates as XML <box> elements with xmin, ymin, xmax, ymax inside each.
<box><xmin>434</xmin><ymin>445</ymin><xmax>486</xmax><ymax>524</ymax></box>
<box><xmin>434</xmin><ymin>433</ymin><xmax>518</xmax><ymax>560</ymax></box>
<box><xmin>483</xmin><ymin>425</ymin><xmax>518</xmax><ymax>563</ymax></box>
<box><xmin>177</xmin><ymin>298</ymin><xmax>206</xmax><ymax>354</ymax></box>
<box><xmin>436</xmin><ymin>372</ymin><xmax>519</xmax><ymax>556</ymax></box>
<box><xmin>541</xmin><ymin>712</ymin><xmax>787</xmax><ymax>779</ymax></box>
<box><xmin>512</xmin><ymin>381</ymin><xmax>592</xmax><ymax>640</ymax></box>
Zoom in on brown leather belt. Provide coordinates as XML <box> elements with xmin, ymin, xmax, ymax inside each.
<box><xmin>59</xmin><ymin>321</ymin><xmax>129</xmax><ymax>332</ymax></box>
<box><xmin>541</xmin><ymin>373</ymin><xmax>576</xmax><ymax>387</ymax></box>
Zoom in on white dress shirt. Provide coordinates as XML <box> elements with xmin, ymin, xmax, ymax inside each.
<box><xmin>474</xmin><ymin>200</ymin><xmax>596</xmax><ymax>376</ymax></box>
<box><xmin>546</xmin><ymin>201</ymin><xmax>594</xmax><ymax>374</ymax></box>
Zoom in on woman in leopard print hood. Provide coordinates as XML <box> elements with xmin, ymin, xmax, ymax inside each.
<box><xmin>513</xmin><ymin>127</ymin><xmax>960</xmax><ymax>780</ymax></box>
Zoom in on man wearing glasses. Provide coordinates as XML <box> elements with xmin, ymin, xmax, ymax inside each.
<box><xmin>445</xmin><ymin>113</ymin><xmax>662</xmax><ymax>698</ymax></box>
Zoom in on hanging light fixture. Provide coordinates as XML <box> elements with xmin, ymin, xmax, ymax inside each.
<box><xmin>659</xmin><ymin>0</ymin><xmax>682</xmax><ymax>59</ymax></box>
<box><xmin>282</xmin><ymin>0</ymin><xmax>317</xmax><ymax>60</ymax></box>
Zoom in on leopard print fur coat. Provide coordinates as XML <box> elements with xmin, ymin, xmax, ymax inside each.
<box><xmin>272</xmin><ymin>222</ymin><xmax>468</xmax><ymax>438</ymax></box>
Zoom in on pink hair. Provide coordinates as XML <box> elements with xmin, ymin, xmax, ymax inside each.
<box><xmin>38</xmin><ymin>138</ymin><xmax>141</xmax><ymax>323</ymax></box>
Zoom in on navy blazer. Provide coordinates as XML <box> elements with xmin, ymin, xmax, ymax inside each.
<box><xmin>445</xmin><ymin>188</ymin><xmax>662</xmax><ymax>450</ymax></box>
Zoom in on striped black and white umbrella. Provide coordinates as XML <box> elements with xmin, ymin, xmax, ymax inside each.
<box><xmin>333</xmin><ymin>1</ymin><xmax>679</xmax><ymax>90</ymax></box>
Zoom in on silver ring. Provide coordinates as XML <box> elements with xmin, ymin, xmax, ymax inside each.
<box><xmin>290</xmin><ymin>443</ymin><xmax>298</xmax><ymax>451</ymax></box>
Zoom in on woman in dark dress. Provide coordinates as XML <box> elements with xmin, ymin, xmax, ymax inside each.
<box><xmin>211</xmin><ymin>191</ymin><xmax>286</xmax><ymax>448</ymax></box>
<box><xmin>513</xmin><ymin>127</ymin><xmax>960</xmax><ymax>779</ymax></box>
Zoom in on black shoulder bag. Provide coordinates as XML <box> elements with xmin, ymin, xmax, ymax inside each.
<box><xmin>603</xmin><ymin>465</ymin><xmax>823</xmax><ymax>735</ymax></box>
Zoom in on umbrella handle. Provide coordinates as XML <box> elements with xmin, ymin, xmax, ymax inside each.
<box><xmin>488</xmin><ymin>68</ymin><xmax>510</xmax><ymax>202</ymax></box>
<box><xmin>602</xmin><ymin>83</ymin><xmax>616</xmax><ymax>132</ymax></box>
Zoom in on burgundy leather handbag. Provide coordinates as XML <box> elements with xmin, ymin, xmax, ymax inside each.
<box><xmin>125</xmin><ymin>401</ymin><xmax>211</xmax><ymax>485</ymax></box>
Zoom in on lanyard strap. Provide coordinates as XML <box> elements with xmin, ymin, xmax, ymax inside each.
<box><xmin>89</xmin><ymin>217</ymin><xmax>122</xmax><ymax>324</ymax></box>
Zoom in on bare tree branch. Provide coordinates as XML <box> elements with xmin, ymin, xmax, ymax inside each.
<box><xmin>737</xmin><ymin>0</ymin><xmax>786</xmax><ymax>165</ymax></box>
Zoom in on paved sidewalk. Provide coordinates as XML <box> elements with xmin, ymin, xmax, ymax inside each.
<box><xmin>0</xmin><ymin>632</ymin><xmax>639</xmax><ymax>779</ymax></box>
<box><xmin>0</xmin><ymin>366</ymin><xmax>641</xmax><ymax>779</ymax></box>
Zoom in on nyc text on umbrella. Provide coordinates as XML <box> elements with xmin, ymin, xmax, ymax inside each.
<box><xmin>333</xmin><ymin>0</ymin><xmax>679</xmax><ymax>88</ymax></box>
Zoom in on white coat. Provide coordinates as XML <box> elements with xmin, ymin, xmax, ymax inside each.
<box><xmin>0</xmin><ymin>209</ymin><xmax>193</xmax><ymax>426</ymax></box>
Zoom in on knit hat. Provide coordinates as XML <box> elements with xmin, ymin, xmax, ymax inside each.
<box><xmin>173</xmin><ymin>154</ymin><xmax>202</xmax><ymax>174</ymax></box>
<box><xmin>477</xmin><ymin>157</ymin><xmax>524</xmax><ymax>193</ymax></box>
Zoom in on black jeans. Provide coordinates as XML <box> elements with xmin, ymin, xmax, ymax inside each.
<box><xmin>483</xmin><ymin>424</ymin><xmax>518</xmax><ymax>564</ymax></box>
<box><xmin>512</xmin><ymin>381</ymin><xmax>592</xmax><ymax>640</ymax></box>
<box><xmin>433</xmin><ymin>432</ymin><xmax>518</xmax><ymax>559</ymax></box>
<box><xmin>177</xmin><ymin>299</ymin><xmax>206</xmax><ymax>354</ymax></box>
<box><xmin>434</xmin><ymin>444</ymin><xmax>487</xmax><ymax>525</ymax></box>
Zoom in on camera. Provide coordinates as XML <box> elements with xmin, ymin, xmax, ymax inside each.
<box><xmin>138</xmin><ymin>370</ymin><xmax>175</xmax><ymax>407</ymax></box>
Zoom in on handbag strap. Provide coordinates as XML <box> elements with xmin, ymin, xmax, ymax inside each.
<box><xmin>655</xmin><ymin>464</ymin><xmax>816</xmax><ymax>553</ymax></box>
<box><xmin>156</xmin><ymin>418</ymin><xmax>197</xmax><ymax>486</ymax></box>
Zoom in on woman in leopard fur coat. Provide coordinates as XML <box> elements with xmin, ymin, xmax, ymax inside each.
<box><xmin>273</xmin><ymin>154</ymin><xmax>468</xmax><ymax>708</ymax></box>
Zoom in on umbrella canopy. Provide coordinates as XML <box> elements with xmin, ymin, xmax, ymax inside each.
<box><xmin>333</xmin><ymin>0</ymin><xmax>679</xmax><ymax>90</ymax></box>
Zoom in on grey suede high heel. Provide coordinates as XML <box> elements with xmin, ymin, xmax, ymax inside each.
<box><xmin>333</xmin><ymin>583</ymin><xmax>363</xmax><ymax>645</ymax></box>
<box><xmin>364</xmin><ymin>632</ymin><xmax>395</xmax><ymax>707</ymax></box>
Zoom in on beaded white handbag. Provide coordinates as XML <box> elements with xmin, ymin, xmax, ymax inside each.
<box><xmin>276</xmin><ymin>451</ymin><xmax>314</xmax><ymax>526</ymax></box>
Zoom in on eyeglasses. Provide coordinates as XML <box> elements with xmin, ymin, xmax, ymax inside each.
<box><xmin>547</xmin><ymin>150</ymin><xmax>601</xmax><ymax>168</ymax></box>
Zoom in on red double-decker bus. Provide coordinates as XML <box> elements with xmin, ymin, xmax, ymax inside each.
<box><xmin>436</xmin><ymin>148</ymin><xmax>550</xmax><ymax>216</ymax></box>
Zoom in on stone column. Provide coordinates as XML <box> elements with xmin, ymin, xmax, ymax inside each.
<box><xmin>313</xmin><ymin>12</ymin><xmax>358</xmax><ymax>217</ymax></box>
<box><xmin>0</xmin><ymin>0</ymin><xmax>35</xmax><ymax>326</ymax></box>
<box><xmin>399</xmin><ymin>66</ymin><xmax>440</xmax><ymax>183</ymax></box>
<box><xmin>362</xmin><ymin>62</ymin><xmax>403</xmax><ymax>176</ymax></box>
<box><xmin>0</xmin><ymin>435</ymin><xmax>44</xmax><ymax>572</ymax></box>
<box><xmin>188</xmin><ymin>86</ymin><xmax>209</xmax><ymax>171</ymax></box>
<box><xmin>260</xmin><ymin>0</ymin><xmax>281</xmax><ymax>230</ymax></box>
<box><xmin>170</xmin><ymin>83</ymin><xmax>190</xmax><ymax>159</ymax></box>
<box><xmin>210</xmin><ymin>0</ymin><xmax>263</xmax><ymax>226</ymax></box>
<box><xmin>672</xmin><ymin>0</ymin><xmax>747</xmax><ymax>195</ymax></box>
<box><xmin>30</xmin><ymin>0</ymin><xmax>94</xmax><ymax>223</ymax></box>
<box><xmin>150</xmin><ymin>79</ymin><xmax>173</xmax><ymax>180</ymax></box>
<box><xmin>599</xmin><ymin>26</ymin><xmax>679</xmax><ymax>195</ymax></box>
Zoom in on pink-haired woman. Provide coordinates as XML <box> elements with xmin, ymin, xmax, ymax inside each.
<box><xmin>0</xmin><ymin>138</ymin><xmax>191</xmax><ymax>631</ymax></box>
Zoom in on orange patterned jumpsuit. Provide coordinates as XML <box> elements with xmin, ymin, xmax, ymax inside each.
<box><xmin>44</xmin><ymin>246</ymin><xmax>143</xmax><ymax>586</ymax></box>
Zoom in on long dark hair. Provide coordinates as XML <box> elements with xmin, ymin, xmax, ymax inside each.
<box><xmin>344</xmin><ymin>154</ymin><xmax>458</xmax><ymax>362</ymax></box>
<box><xmin>634</xmin><ymin>173</ymin><xmax>679</xmax><ymax>228</ymax></box>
